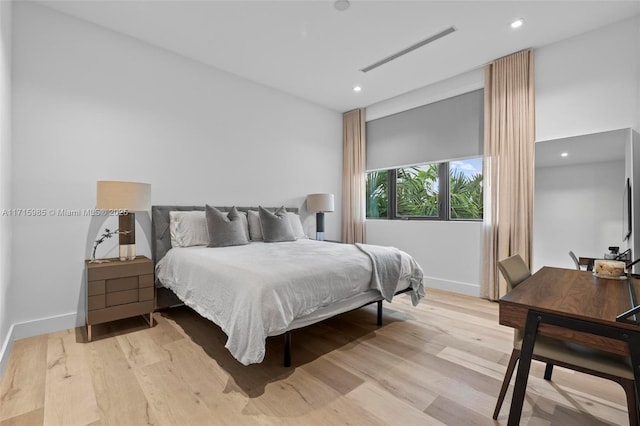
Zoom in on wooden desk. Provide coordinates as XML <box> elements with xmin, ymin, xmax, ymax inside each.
<box><xmin>499</xmin><ymin>267</ymin><xmax>640</xmax><ymax>425</ymax></box>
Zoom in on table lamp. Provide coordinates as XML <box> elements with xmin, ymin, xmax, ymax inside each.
<box><xmin>96</xmin><ymin>181</ymin><xmax>151</xmax><ymax>261</ymax></box>
<box><xmin>306</xmin><ymin>193</ymin><xmax>334</xmax><ymax>241</ymax></box>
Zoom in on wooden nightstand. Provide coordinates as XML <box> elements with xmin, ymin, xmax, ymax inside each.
<box><xmin>85</xmin><ymin>256</ymin><xmax>155</xmax><ymax>341</ymax></box>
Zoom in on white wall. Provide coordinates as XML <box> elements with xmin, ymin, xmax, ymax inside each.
<box><xmin>10</xmin><ymin>2</ymin><xmax>342</xmax><ymax>337</ymax></box>
<box><xmin>367</xmin><ymin>220</ymin><xmax>482</xmax><ymax>296</ymax></box>
<box><xmin>0</xmin><ymin>0</ymin><xmax>13</xmax><ymax>377</ymax></box>
<box><xmin>533</xmin><ymin>160</ymin><xmax>624</xmax><ymax>272</ymax></box>
<box><xmin>536</xmin><ymin>16</ymin><xmax>639</xmax><ymax>142</ymax></box>
<box><xmin>636</xmin><ymin>16</ymin><xmax>640</xmax><ymax>132</ymax></box>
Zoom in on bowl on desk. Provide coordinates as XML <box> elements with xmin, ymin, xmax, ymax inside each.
<box><xmin>593</xmin><ymin>259</ymin><xmax>627</xmax><ymax>279</ymax></box>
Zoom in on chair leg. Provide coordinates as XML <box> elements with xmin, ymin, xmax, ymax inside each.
<box><xmin>543</xmin><ymin>363</ymin><xmax>554</xmax><ymax>381</ymax></box>
<box><xmin>618</xmin><ymin>378</ymin><xmax>638</xmax><ymax>426</ymax></box>
<box><xmin>493</xmin><ymin>349</ymin><xmax>520</xmax><ymax>420</ymax></box>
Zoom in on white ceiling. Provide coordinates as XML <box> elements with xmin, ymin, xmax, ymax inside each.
<box><xmin>38</xmin><ymin>0</ymin><xmax>640</xmax><ymax>112</ymax></box>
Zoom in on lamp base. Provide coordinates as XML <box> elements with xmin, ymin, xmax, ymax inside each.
<box><xmin>315</xmin><ymin>212</ymin><xmax>325</xmax><ymax>241</ymax></box>
<box><xmin>119</xmin><ymin>244</ymin><xmax>136</xmax><ymax>261</ymax></box>
<box><xmin>118</xmin><ymin>212</ymin><xmax>136</xmax><ymax>261</ymax></box>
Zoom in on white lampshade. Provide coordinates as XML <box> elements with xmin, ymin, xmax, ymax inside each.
<box><xmin>96</xmin><ymin>181</ymin><xmax>151</xmax><ymax>211</ymax></box>
<box><xmin>307</xmin><ymin>193</ymin><xmax>335</xmax><ymax>213</ymax></box>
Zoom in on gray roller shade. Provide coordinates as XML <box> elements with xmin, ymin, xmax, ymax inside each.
<box><xmin>366</xmin><ymin>89</ymin><xmax>483</xmax><ymax>170</ymax></box>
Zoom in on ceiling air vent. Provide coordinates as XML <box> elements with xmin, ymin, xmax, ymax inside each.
<box><xmin>360</xmin><ymin>26</ymin><xmax>457</xmax><ymax>73</ymax></box>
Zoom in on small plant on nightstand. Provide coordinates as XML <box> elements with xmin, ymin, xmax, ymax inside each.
<box><xmin>90</xmin><ymin>228</ymin><xmax>130</xmax><ymax>263</ymax></box>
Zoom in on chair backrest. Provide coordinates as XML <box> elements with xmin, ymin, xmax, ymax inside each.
<box><xmin>497</xmin><ymin>254</ymin><xmax>531</xmax><ymax>291</ymax></box>
<box><xmin>568</xmin><ymin>250</ymin><xmax>581</xmax><ymax>270</ymax></box>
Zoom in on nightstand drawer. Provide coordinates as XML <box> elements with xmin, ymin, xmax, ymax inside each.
<box><xmin>139</xmin><ymin>287</ymin><xmax>154</xmax><ymax>301</ymax></box>
<box><xmin>107</xmin><ymin>289</ymin><xmax>139</xmax><ymax>307</ymax></box>
<box><xmin>139</xmin><ymin>274</ymin><xmax>154</xmax><ymax>288</ymax></box>
<box><xmin>87</xmin><ymin>259</ymin><xmax>153</xmax><ymax>281</ymax></box>
<box><xmin>88</xmin><ymin>280</ymin><xmax>105</xmax><ymax>296</ymax></box>
<box><xmin>106</xmin><ymin>276</ymin><xmax>138</xmax><ymax>293</ymax></box>
<box><xmin>88</xmin><ymin>294</ymin><xmax>105</xmax><ymax>310</ymax></box>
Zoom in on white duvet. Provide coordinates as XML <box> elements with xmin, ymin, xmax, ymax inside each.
<box><xmin>156</xmin><ymin>239</ymin><xmax>424</xmax><ymax>365</ymax></box>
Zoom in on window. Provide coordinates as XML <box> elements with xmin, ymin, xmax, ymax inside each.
<box><xmin>366</xmin><ymin>170</ymin><xmax>388</xmax><ymax>219</ymax></box>
<box><xmin>449</xmin><ymin>158</ymin><xmax>483</xmax><ymax>220</ymax></box>
<box><xmin>366</xmin><ymin>157</ymin><xmax>483</xmax><ymax>221</ymax></box>
<box><xmin>396</xmin><ymin>164</ymin><xmax>440</xmax><ymax>218</ymax></box>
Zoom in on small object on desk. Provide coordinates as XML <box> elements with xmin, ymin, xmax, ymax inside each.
<box><xmin>604</xmin><ymin>246</ymin><xmax>619</xmax><ymax>260</ymax></box>
<box><xmin>593</xmin><ymin>259</ymin><xmax>626</xmax><ymax>279</ymax></box>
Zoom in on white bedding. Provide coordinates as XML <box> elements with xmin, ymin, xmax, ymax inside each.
<box><xmin>155</xmin><ymin>239</ymin><xmax>424</xmax><ymax>365</ymax></box>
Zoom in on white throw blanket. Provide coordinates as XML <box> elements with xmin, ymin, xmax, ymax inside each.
<box><xmin>356</xmin><ymin>243</ymin><xmax>424</xmax><ymax>306</ymax></box>
<box><xmin>156</xmin><ymin>240</ymin><xmax>424</xmax><ymax>364</ymax></box>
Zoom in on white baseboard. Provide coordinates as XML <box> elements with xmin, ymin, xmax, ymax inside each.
<box><xmin>0</xmin><ymin>323</ymin><xmax>15</xmax><ymax>380</ymax></box>
<box><xmin>425</xmin><ymin>276</ymin><xmax>480</xmax><ymax>297</ymax></box>
<box><xmin>13</xmin><ymin>312</ymin><xmax>78</xmax><ymax>340</ymax></box>
<box><xmin>0</xmin><ymin>312</ymin><xmax>78</xmax><ymax>381</ymax></box>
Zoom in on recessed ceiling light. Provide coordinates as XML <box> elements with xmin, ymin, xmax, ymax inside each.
<box><xmin>561</xmin><ymin>152</ymin><xmax>569</xmax><ymax>157</ymax></box>
<box><xmin>334</xmin><ymin>0</ymin><xmax>350</xmax><ymax>11</ymax></box>
<box><xmin>511</xmin><ymin>19</ymin><xmax>524</xmax><ymax>29</ymax></box>
<box><xmin>353</xmin><ymin>86</ymin><xmax>362</xmax><ymax>92</ymax></box>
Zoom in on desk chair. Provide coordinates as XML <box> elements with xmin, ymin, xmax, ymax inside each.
<box><xmin>493</xmin><ymin>254</ymin><xmax>637</xmax><ymax>424</ymax></box>
<box><xmin>568</xmin><ymin>250</ymin><xmax>581</xmax><ymax>270</ymax></box>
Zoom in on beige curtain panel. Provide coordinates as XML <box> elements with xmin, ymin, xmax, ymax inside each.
<box><xmin>342</xmin><ymin>108</ymin><xmax>366</xmax><ymax>244</ymax></box>
<box><xmin>482</xmin><ymin>49</ymin><xmax>536</xmax><ymax>300</ymax></box>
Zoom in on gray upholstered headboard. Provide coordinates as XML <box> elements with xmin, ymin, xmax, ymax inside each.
<box><xmin>152</xmin><ymin>205</ymin><xmax>299</xmax><ymax>264</ymax></box>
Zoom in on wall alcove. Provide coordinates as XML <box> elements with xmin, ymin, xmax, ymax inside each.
<box><xmin>533</xmin><ymin>128</ymin><xmax>640</xmax><ymax>272</ymax></box>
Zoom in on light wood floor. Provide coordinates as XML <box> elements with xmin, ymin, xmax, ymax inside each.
<box><xmin>0</xmin><ymin>289</ymin><xmax>631</xmax><ymax>425</ymax></box>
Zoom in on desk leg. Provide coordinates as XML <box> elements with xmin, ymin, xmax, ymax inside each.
<box><xmin>507</xmin><ymin>311</ymin><xmax>541</xmax><ymax>426</ymax></box>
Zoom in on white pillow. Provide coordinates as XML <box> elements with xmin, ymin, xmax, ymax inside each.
<box><xmin>287</xmin><ymin>212</ymin><xmax>307</xmax><ymax>239</ymax></box>
<box><xmin>170</xmin><ymin>211</ymin><xmax>209</xmax><ymax>247</ymax></box>
<box><xmin>248</xmin><ymin>210</ymin><xmax>307</xmax><ymax>240</ymax></box>
<box><xmin>247</xmin><ymin>210</ymin><xmax>263</xmax><ymax>241</ymax></box>
<box><xmin>170</xmin><ymin>210</ymin><xmax>249</xmax><ymax>247</ymax></box>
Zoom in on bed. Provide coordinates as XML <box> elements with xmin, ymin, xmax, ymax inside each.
<box><xmin>152</xmin><ymin>205</ymin><xmax>425</xmax><ymax>366</ymax></box>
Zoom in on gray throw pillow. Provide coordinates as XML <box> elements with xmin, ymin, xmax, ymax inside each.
<box><xmin>206</xmin><ymin>205</ymin><xmax>249</xmax><ymax>247</ymax></box>
<box><xmin>259</xmin><ymin>206</ymin><xmax>296</xmax><ymax>242</ymax></box>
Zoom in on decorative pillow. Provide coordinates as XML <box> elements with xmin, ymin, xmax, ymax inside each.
<box><xmin>259</xmin><ymin>206</ymin><xmax>295</xmax><ymax>242</ymax></box>
<box><xmin>287</xmin><ymin>212</ymin><xmax>307</xmax><ymax>239</ymax></box>
<box><xmin>234</xmin><ymin>210</ymin><xmax>250</xmax><ymax>241</ymax></box>
<box><xmin>206</xmin><ymin>205</ymin><xmax>249</xmax><ymax>247</ymax></box>
<box><xmin>247</xmin><ymin>210</ymin><xmax>263</xmax><ymax>241</ymax></box>
<box><xmin>169</xmin><ymin>210</ymin><xmax>209</xmax><ymax>247</ymax></box>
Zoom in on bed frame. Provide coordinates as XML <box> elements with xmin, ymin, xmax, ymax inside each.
<box><xmin>151</xmin><ymin>205</ymin><xmax>408</xmax><ymax>367</ymax></box>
